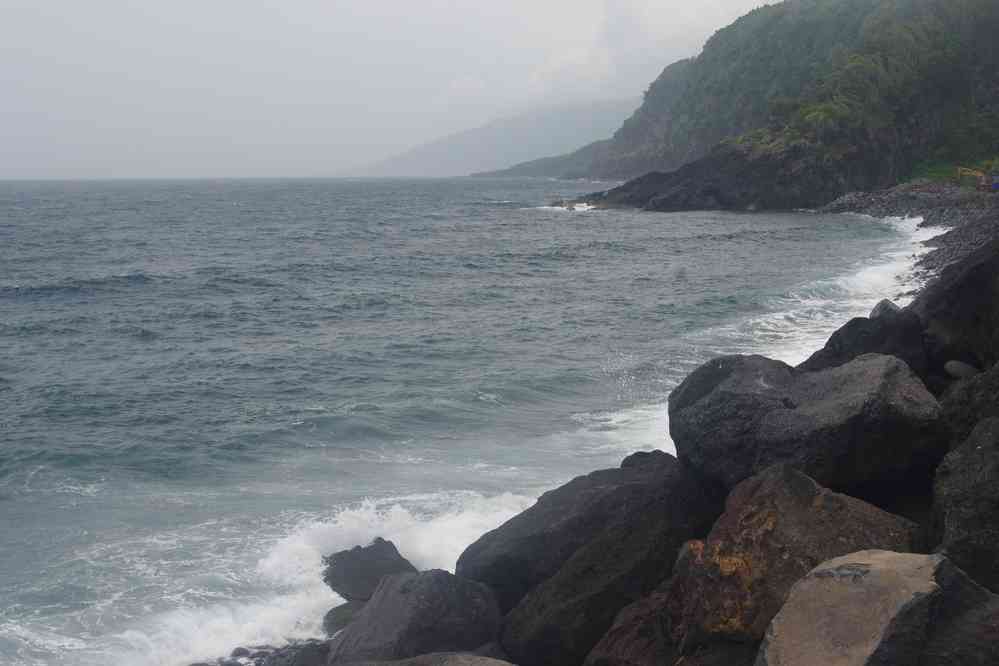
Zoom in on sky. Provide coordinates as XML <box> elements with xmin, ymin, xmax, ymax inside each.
<box><xmin>1</xmin><ymin>1</ymin><xmax>766</xmax><ymax>179</ymax></box>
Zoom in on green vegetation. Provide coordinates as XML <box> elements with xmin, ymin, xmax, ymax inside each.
<box><xmin>495</xmin><ymin>0</ymin><xmax>999</xmax><ymax>188</ymax></box>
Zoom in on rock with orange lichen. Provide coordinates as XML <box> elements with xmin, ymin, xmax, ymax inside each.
<box><xmin>665</xmin><ymin>465</ymin><xmax>923</xmax><ymax>656</ymax></box>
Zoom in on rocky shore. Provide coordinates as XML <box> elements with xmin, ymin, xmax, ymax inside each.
<box><xmin>193</xmin><ymin>184</ymin><xmax>999</xmax><ymax>666</ymax></box>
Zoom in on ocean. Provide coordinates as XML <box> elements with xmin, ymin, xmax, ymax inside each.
<box><xmin>0</xmin><ymin>178</ymin><xmax>939</xmax><ymax>665</ymax></box>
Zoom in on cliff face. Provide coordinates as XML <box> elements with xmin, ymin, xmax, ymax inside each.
<box><xmin>591</xmin><ymin>0</ymin><xmax>999</xmax><ymax>211</ymax></box>
<box><xmin>489</xmin><ymin>0</ymin><xmax>881</xmax><ymax>180</ymax></box>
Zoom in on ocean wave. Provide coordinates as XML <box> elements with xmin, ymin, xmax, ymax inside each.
<box><xmin>93</xmin><ymin>492</ymin><xmax>533</xmax><ymax>666</ymax></box>
<box><xmin>0</xmin><ymin>272</ymin><xmax>156</xmax><ymax>299</ymax></box>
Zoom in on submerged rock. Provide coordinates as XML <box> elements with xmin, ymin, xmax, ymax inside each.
<box><xmin>934</xmin><ymin>418</ymin><xmax>999</xmax><ymax>592</ymax></box>
<box><xmin>327</xmin><ymin>570</ymin><xmax>501</xmax><ymax>664</ymax></box>
<box><xmin>456</xmin><ymin>451</ymin><xmax>682</xmax><ymax>612</ymax></box>
<box><xmin>500</xmin><ymin>461</ymin><xmax>722</xmax><ymax>666</ymax></box>
<box><xmin>323</xmin><ymin>538</ymin><xmax>417</xmax><ymax>602</ymax></box>
<box><xmin>757</xmin><ymin>550</ymin><xmax>999</xmax><ymax>666</ymax></box>
<box><xmin>669</xmin><ymin>353</ymin><xmax>943</xmax><ymax>509</ymax></box>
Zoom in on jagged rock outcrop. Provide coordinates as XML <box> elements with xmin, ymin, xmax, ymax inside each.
<box><xmin>668</xmin><ymin>353</ymin><xmax>943</xmax><ymax>509</ymax></box>
<box><xmin>934</xmin><ymin>418</ymin><xmax>999</xmax><ymax>592</ymax></box>
<box><xmin>757</xmin><ymin>550</ymin><xmax>999</xmax><ymax>666</ymax></box>
<box><xmin>327</xmin><ymin>571</ymin><xmax>501</xmax><ymax>665</ymax></box>
<box><xmin>456</xmin><ymin>450</ymin><xmax>682</xmax><ymax>612</ymax></box>
<box><xmin>323</xmin><ymin>538</ymin><xmax>417</xmax><ymax>603</ymax></box>
<box><xmin>499</xmin><ymin>461</ymin><xmax>722</xmax><ymax>666</ymax></box>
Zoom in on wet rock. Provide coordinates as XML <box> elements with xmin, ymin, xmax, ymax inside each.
<box><xmin>324</xmin><ymin>600</ymin><xmax>366</xmax><ymax>636</ymax></box>
<box><xmin>323</xmin><ymin>538</ymin><xmax>417</xmax><ymax>602</ymax></box>
<box><xmin>666</xmin><ymin>466</ymin><xmax>921</xmax><ymax>653</ymax></box>
<box><xmin>327</xmin><ymin>570</ymin><xmax>501</xmax><ymax>664</ymax></box>
<box><xmin>941</xmin><ymin>362</ymin><xmax>999</xmax><ymax>445</ymax></box>
<box><xmin>500</xmin><ymin>462</ymin><xmax>722</xmax><ymax>666</ymax></box>
<box><xmin>669</xmin><ymin>353</ymin><xmax>943</xmax><ymax>509</ymax></box>
<box><xmin>259</xmin><ymin>640</ymin><xmax>331</xmax><ymax>666</ymax></box>
<box><xmin>757</xmin><ymin>550</ymin><xmax>999</xmax><ymax>666</ymax></box>
<box><xmin>934</xmin><ymin>418</ymin><xmax>999</xmax><ymax>592</ymax></box>
<box><xmin>620</xmin><ymin>449</ymin><xmax>673</xmax><ymax>469</ymax></box>
<box><xmin>797</xmin><ymin>305</ymin><xmax>927</xmax><ymax>379</ymax></box>
<box><xmin>911</xmin><ymin>239</ymin><xmax>999</xmax><ymax>374</ymax></box>
<box><xmin>231</xmin><ymin>647</ymin><xmax>252</xmax><ymax>658</ymax></box>
<box><xmin>457</xmin><ymin>453</ymin><xmax>685</xmax><ymax>612</ymax></box>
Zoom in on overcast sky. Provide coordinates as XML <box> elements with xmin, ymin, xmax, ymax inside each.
<box><xmin>1</xmin><ymin>1</ymin><xmax>765</xmax><ymax>179</ymax></box>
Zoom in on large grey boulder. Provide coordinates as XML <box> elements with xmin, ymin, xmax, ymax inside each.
<box><xmin>934</xmin><ymin>418</ymin><xmax>999</xmax><ymax>592</ymax></box>
<box><xmin>668</xmin><ymin>353</ymin><xmax>943</xmax><ymax>508</ymax></box>
<box><xmin>323</xmin><ymin>538</ymin><xmax>417</xmax><ymax>602</ymax></box>
<box><xmin>500</xmin><ymin>461</ymin><xmax>722</xmax><ymax>666</ymax></box>
<box><xmin>327</xmin><ymin>570</ymin><xmax>501</xmax><ymax>665</ymax></box>
<box><xmin>757</xmin><ymin>550</ymin><xmax>999</xmax><ymax>666</ymax></box>
<box><xmin>456</xmin><ymin>450</ymin><xmax>680</xmax><ymax>612</ymax></box>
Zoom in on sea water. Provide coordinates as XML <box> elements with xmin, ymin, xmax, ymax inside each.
<box><xmin>0</xmin><ymin>178</ymin><xmax>938</xmax><ymax>665</ymax></box>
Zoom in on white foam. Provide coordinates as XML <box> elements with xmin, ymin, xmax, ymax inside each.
<box><xmin>97</xmin><ymin>491</ymin><xmax>534</xmax><ymax>666</ymax></box>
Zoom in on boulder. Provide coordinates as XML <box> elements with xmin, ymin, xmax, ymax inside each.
<box><xmin>339</xmin><ymin>655</ymin><xmax>514</xmax><ymax>666</ymax></box>
<box><xmin>582</xmin><ymin>590</ymin><xmax>674</xmax><ymax>666</ymax></box>
<box><xmin>323</xmin><ymin>538</ymin><xmax>417</xmax><ymax>602</ymax></box>
<box><xmin>456</xmin><ymin>451</ymin><xmax>684</xmax><ymax>612</ymax></box>
<box><xmin>945</xmin><ymin>360</ymin><xmax>982</xmax><ymax>380</ymax></box>
<box><xmin>258</xmin><ymin>640</ymin><xmax>331</xmax><ymax>666</ymax></box>
<box><xmin>666</xmin><ymin>466</ymin><xmax>921</xmax><ymax>654</ymax></box>
<box><xmin>327</xmin><ymin>570</ymin><xmax>501</xmax><ymax>664</ymax></box>
<box><xmin>934</xmin><ymin>418</ymin><xmax>999</xmax><ymax>592</ymax></box>
<box><xmin>940</xmin><ymin>361</ymin><xmax>999</xmax><ymax>446</ymax></box>
<box><xmin>668</xmin><ymin>353</ymin><xmax>944</xmax><ymax>509</ymax></box>
<box><xmin>500</xmin><ymin>462</ymin><xmax>722</xmax><ymax>666</ymax></box>
<box><xmin>757</xmin><ymin>550</ymin><xmax>999</xmax><ymax>666</ymax></box>
<box><xmin>798</xmin><ymin>303</ymin><xmax>927</xmax><ymax>378</ymax></box>
<box><xmin>324</xmin><ymin>601</ymin><xmax>365</xmax><ymax>636</ymax></box>
<box><xmin>910</xmin><ymin>239</ymin><xmax>999</xmax><ymax>374</ymax></box>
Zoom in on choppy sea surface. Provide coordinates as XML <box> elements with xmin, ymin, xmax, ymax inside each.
<box><xmin>0</xmin><ymin>178</ymin><xmax>939</xmax><ymax>665</ymax></box>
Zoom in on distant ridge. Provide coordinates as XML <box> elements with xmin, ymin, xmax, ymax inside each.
<box><xmin>355</xmin><ymin>98</ymin><xmax>639</xmax><ymax>178</ymax></box>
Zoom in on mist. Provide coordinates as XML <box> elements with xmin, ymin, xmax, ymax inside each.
<box><xmin>1</xmin><ymin>1</ymin><xmax>766</xmax><ymax>179</ymax></box>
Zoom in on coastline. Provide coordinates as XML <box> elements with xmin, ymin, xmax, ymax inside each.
<box><xmin>194</xmin><ymin>182</ymin><xmax>999</xmax><ymax>666</ymax></box>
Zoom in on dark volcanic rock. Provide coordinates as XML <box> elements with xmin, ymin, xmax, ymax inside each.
<box><xmin>941</xmin><ymin>361</ymin><xmax>999</xmax><ymax>446</ymax></box>
<box><xmin>585</xmin><ymin>136</ymin><xmax>888</xmax><ymax>212</ymax></box>
<box><xmin>798</xmin><ymin>302</ymin><xmax>928</xmax><ymax>379</ymax></box>
<box><xmin>327</xmin><ymin>570</ymin><xmax>501</xmax><ymax>664</ymax></box>
<box><xmin>323</xmin><ymin>538</ymin><xmax>417</xmax><ymax>602</ymax></box>
<box><xmin>911</xmin><ymin>239</ymin><xmax>999</xmax><ymax>374</ymax></box>
<box><xmin>499</xmin><ymin>462</ymin><xmax>722</xmax><ymax>666</ymax></box>
<box><xmin>340</xmin><ymin>655</ymin><xmax>515</xmax><ymax>666</ymax></box>
<box><xmin>456</xmin><ymin>452</ymin><xmax>684</xmax><ymax>612</ymax></box>
<box><xmin>668</xmin><ymin>353</ymin><xmax>943</xmax><ymax>507</ymax></box>
<box><xmin>582</xmin><ymin>590</ymin><xmax>673</xmax><ymax>666</ymax></box>
<box><xmin>665</xmin><ymin>465</ymin><xmax>921</xmax><ymax>654</ymax></box>
<box><xmin>324</xmin><ymin>601</ymin><xmax>365</xmax><ymax>636</ymax></box>
<box><xmin>259</xmin><ymin>640</ymin><xmax>331</xmax><ymax>666</ymax></box>
<box><xmin>757</xmin><ymin>550</ymin><xmax>999</xmax><ymax>666</ymax></box>
<box><xmin>934</xmin><ymin>418</ymin><xmax>999</xmax><ymax>592</ymax></box>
